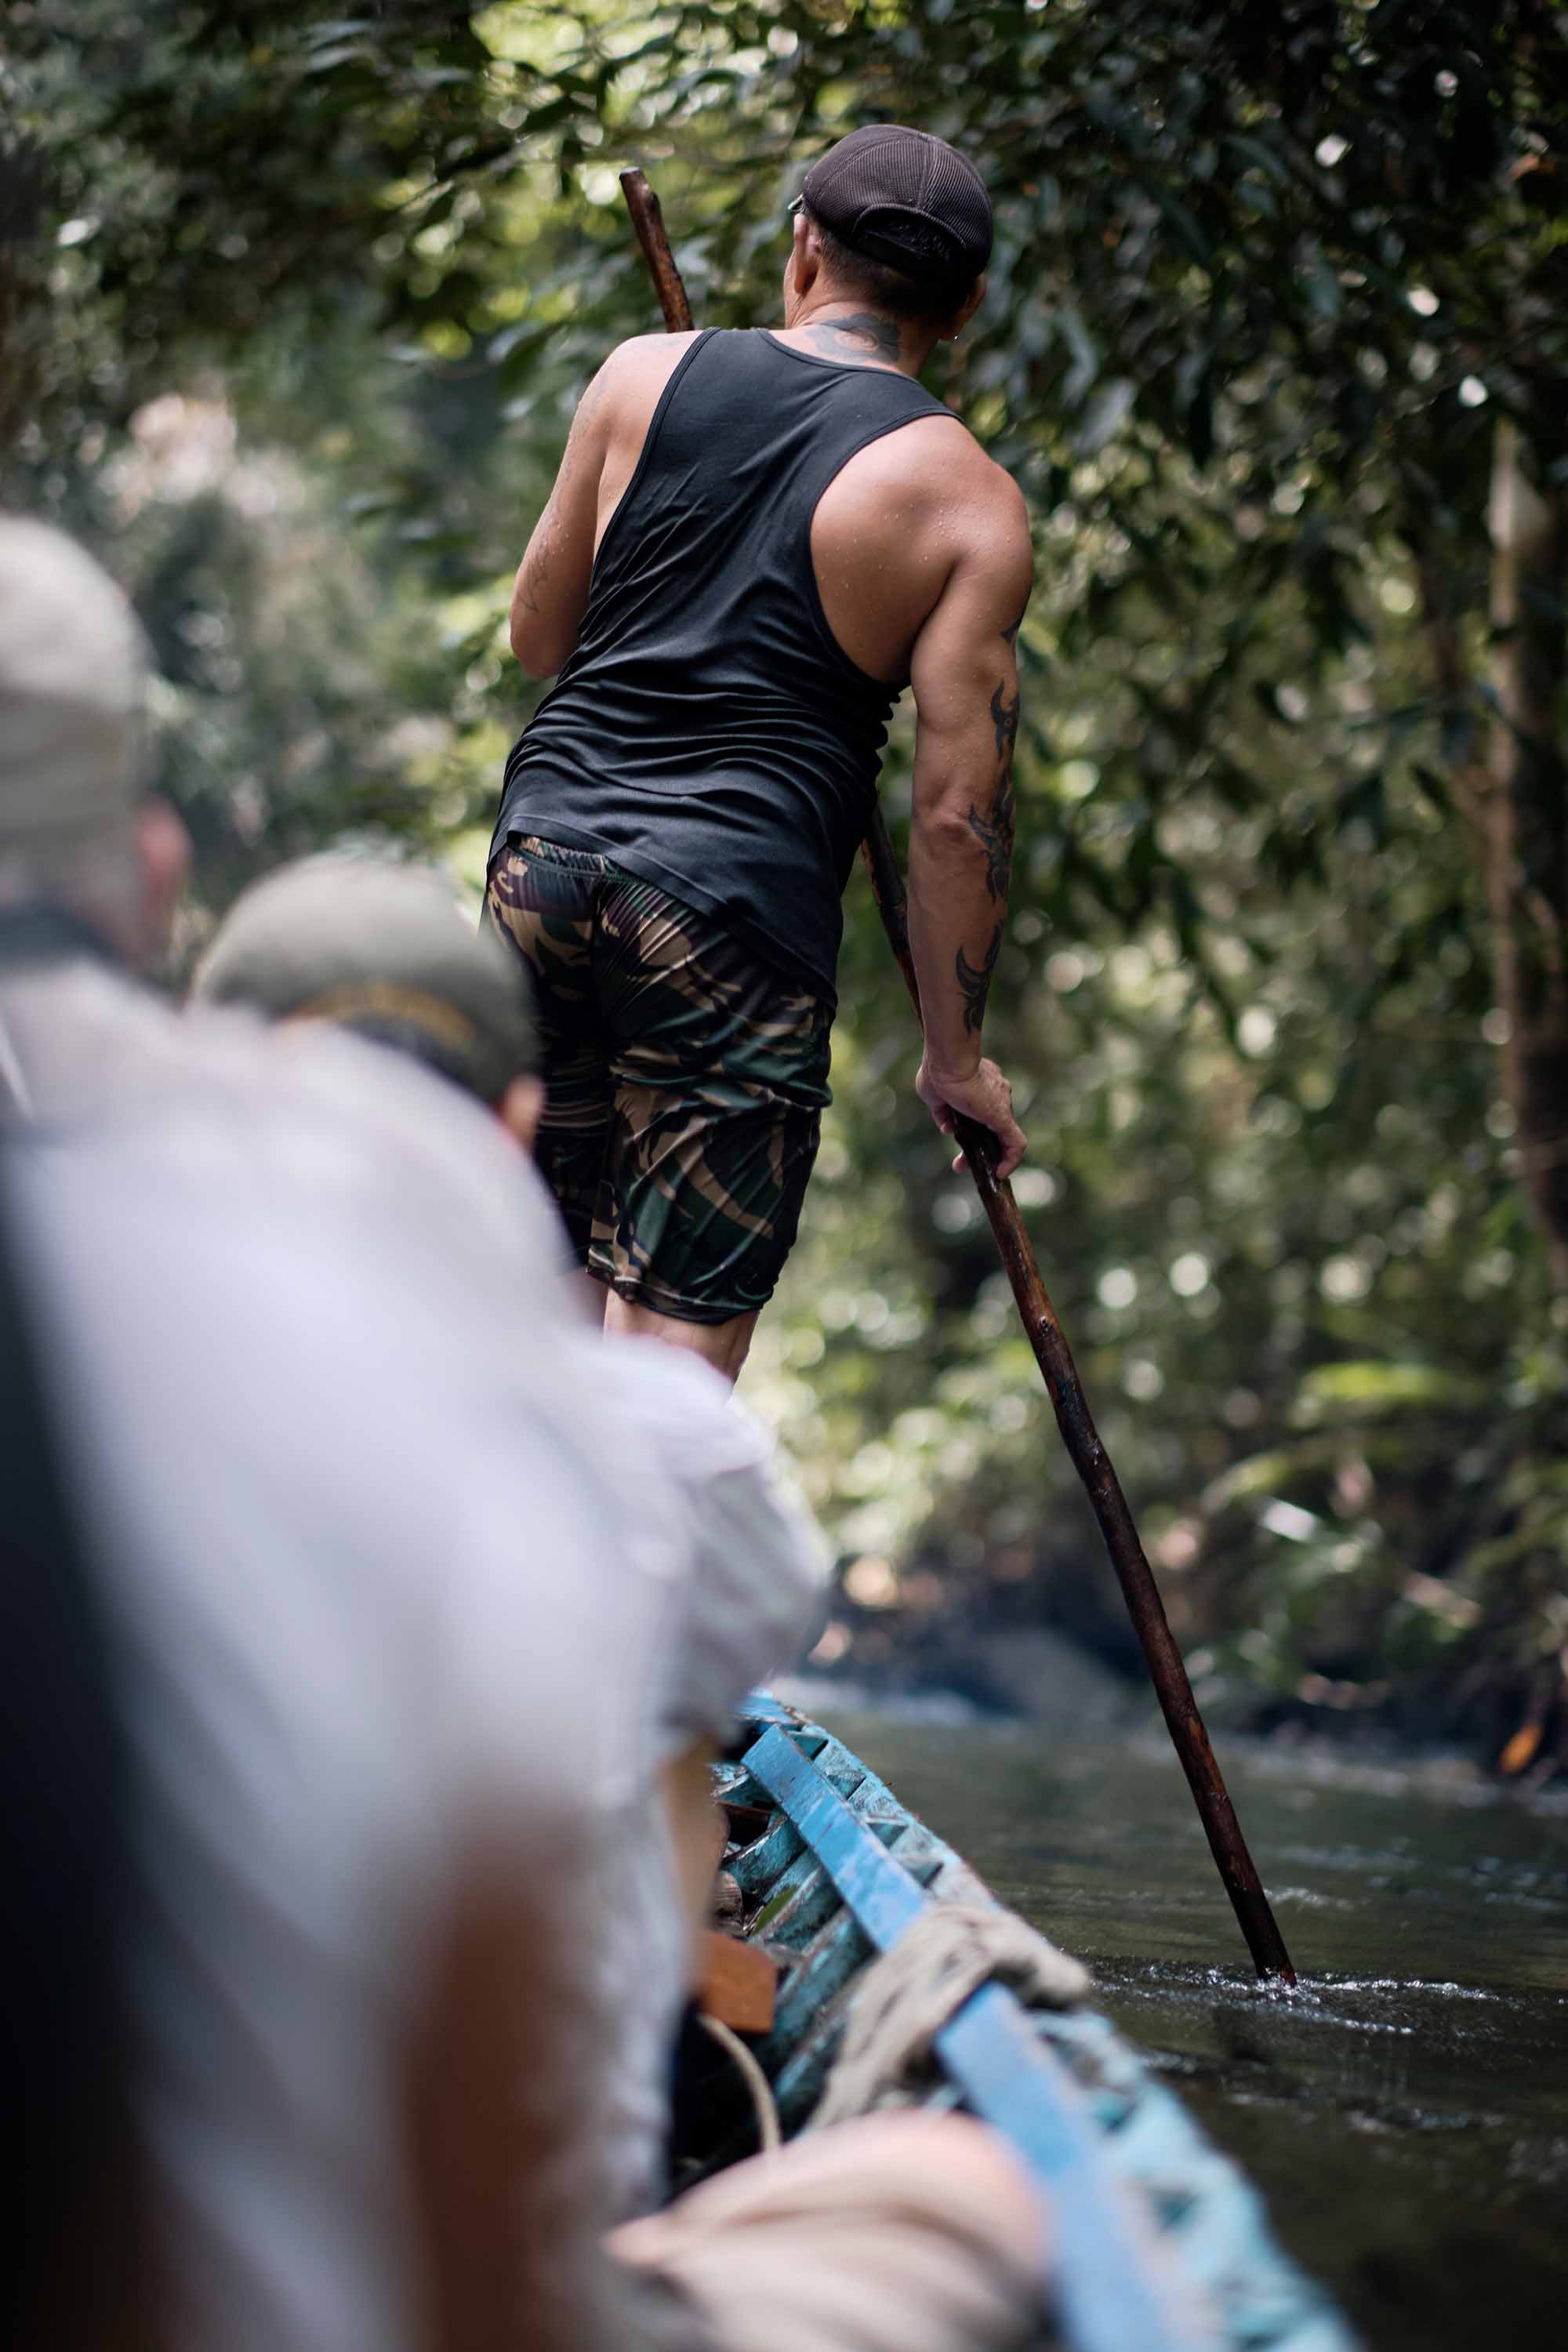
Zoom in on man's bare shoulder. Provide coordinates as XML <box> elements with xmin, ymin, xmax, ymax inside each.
<box><xmin>940</xmin><ymin>431</ymin><xmax>1029</xmax><ymax>541</ymax></box>
<box><xmin>607</xmin><ymin>329</ymin><xmax>706</xmax><ymax>360</ymax></box>
<box><xmin>920</xmin><ymin>427</ymin><xmax>1030</xmax><ymax>579</ymax></box>
<box><xmin>852</xmin><ymin>412</ymin><xmax>1022</xmax><ymax>508</ymax></box>
<box><xmin>577</xmin><ymin>332</ymin><xmax>702</xmax><ymax>444</ymax></box>
<box><xmin>874</xmin><ymin>429</ymin><xmax>1032</xmax><ymax>641</ymax></box>
<box><xmin>844</xmin><ymin>416</ymin><xmax>1029</xmax><ymax>562</ymax></box>
<box><xmin>965</xmin><ymin>448</ymin><xmax>1033</xmax><ymax>579</ymax></box>
<box><xmin>815</xmin><ymin>412</ymin><xmax>1031</xmax><ymax>668</ymax></box>
<box><xmin>601</xmin><ymin>331</ymin><xmax>703</xmax><ymax>393</ymax></box>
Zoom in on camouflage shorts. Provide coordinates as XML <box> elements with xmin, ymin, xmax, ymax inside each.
<box><xmin>485</xmin><ymin>837</ymin><xmax>833</xmax><ymax>1324</ymax></box>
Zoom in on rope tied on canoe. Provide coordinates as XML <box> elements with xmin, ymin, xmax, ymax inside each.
<box><xmin>810</xmin><ymin>1901</ymin><xmax>1092</xmax><ymax>2130</ymax></box>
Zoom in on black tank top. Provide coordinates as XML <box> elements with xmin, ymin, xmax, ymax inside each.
<box><xmin>490</xmin><ymin>328</ymin><xmax>957</xmax><ymax>1003</ymax></box>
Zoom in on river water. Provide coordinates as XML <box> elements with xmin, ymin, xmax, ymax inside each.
<box><xmin>812</xmin><ymin>1702</ymin><xmax>1568</xmax><ymax>2352</ymax></box>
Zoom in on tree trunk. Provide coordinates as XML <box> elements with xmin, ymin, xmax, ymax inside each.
<box><xmin>1486</xmin><ymin>419</ymin><xmax>1568</xmax><ymax>1291</ymax></box>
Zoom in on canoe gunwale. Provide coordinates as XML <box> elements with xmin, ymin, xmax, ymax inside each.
<box><xmin>701</xmin><ymin>1693</ymin><xmax>1361</xmax><ymax>2352</ymax></box>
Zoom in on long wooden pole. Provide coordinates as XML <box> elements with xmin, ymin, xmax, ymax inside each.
<box><xmin>622</xmin><ymin>170</ymin><xmax>695</xmax><ymax>332</ymax></box>
<box><xmin>619</xmin><ymin>167</ymin><xmax>1297</xmax><ymax>1984</ymax></box>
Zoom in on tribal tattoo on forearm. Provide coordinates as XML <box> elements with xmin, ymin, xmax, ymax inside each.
<box><xmin>965</xmin><ymin>678</ymin><xmax>1020</xmax><ymax>902</ymax></box>
<box><xmin>956</xmin><ymin>920</ymin><xmax>1002</xmax><ymax>1035</ymax></box>
<box><xmin>966</xmin><ymin>772</ymin><xmax>1014</xmax><ymax>902</ymax></box>
<box><xmin>990</xmin><ymin>677</ymin><xmax>1020</xmax><ymax>764</ymax></box>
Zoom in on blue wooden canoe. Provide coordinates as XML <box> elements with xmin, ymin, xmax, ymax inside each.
<box><xmin>696</xmin><ymin>1693</ymin><xmax>1358</xmax><ymax>2352</ymax></box>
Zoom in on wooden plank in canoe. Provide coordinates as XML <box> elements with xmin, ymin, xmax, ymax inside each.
<box><xmin>699</xmin><ymin>1929</ymin><xmax>778</xmax><ymax>2034</ymax></box>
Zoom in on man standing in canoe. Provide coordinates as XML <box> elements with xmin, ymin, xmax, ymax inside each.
<box><xmin>487</xmin><ymin>125</ymin><xmax>1033</xmax><ymax>1380</ymax></box>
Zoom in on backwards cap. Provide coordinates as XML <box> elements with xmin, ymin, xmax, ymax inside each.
<box><xmin>194</xmin><ymin>853</ymin><xmax>540</xmax><ymax>1107</ymax></box>
<box><xmin>0</xmin><ymin>517</ymin><xmax>150</xmax><ymax>862</ymax></box>
<box><xmin>800</xmin><ymin>125</ymin><xmax>993</xmax><ymax>290</ymax></box>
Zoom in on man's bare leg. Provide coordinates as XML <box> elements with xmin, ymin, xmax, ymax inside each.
<box><xmin>602</xmin><ymin>1290</ymin><xmax>759</xmax><ymax>1385</ymax></box>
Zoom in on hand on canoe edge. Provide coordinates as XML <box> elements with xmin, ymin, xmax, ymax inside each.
<box><xmin>915</xmin><ymin>1055</ymin><xmax>1027</xmax><ymax>1181</ymax></box>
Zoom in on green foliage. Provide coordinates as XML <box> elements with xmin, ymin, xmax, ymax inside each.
<box><xmin>3</xmin><ymin>0</ymin><xmax>1566</xmax><ymax>1757</ymax></box>
<box><xmin>5</xmin><ymin>2</ymin><xmax>520</xmax><ymax>419</ymax></box>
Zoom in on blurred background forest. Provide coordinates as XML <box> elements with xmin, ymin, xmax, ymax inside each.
<box><xmin>3</xmin><ymin>0</ymin><xmax>1566</xmax><ymax>1764</ymax></box>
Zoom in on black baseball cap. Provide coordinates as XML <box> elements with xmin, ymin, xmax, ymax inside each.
<box><xmin>800</xmin><ymin>125</ymin><xmax>993</xmax><ymax>289</ymax></box>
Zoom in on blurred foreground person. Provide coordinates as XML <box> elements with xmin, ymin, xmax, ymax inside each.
<box><xmin>0</xmin><ymin>521</ymin><xmax>569</xmax><ymax>1298</ymax></box>
<box><xmin>10</xmin><ymin>1118</ymin><xmax>647</xmax><ymax>2352</ymax></box>
<box><xmin>196</xmin><ymin>849</ymin><xmax>829</xmax><ymax>2215</ymax></box>
<box><xmin>0</xmin><ymin>515</ymin><xmax>690</xmax><ymax>2348</ymax></box>
<box><xmin>1</xmin><ymin>515</ymin><xmax>1054</xmax><ymax>2352</ymax></box>
<box><xmin>1</xmin><ymin>1169</ymin><xmax>151</xmax><ymax>2350</ymax></box>
<box><xmin>194</xmin><ymin>878</ymin><xmax>1058</xmax><ymax>2347</ymax></box>
<box><xmin>193</xmin><ymin>849</ymin><xmax>826</xmax><ymax>1788</ymax></box>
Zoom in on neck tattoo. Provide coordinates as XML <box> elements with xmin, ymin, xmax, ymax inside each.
<box><xmin>801</xmin><ymin>310</ymin><xmax>903</xmax><ymax>365</ymax></box>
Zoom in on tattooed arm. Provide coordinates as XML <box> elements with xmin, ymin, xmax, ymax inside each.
<box><xmin>906</xmin><ymin>466</ymin><xmax>1033</xmax><ymax>1178</ymax></box>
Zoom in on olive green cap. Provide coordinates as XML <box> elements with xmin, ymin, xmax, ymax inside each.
<box><xmin>194</xmin><ymin>853</ymin><xmax>539</xmax><ymax>1105</ymax></box>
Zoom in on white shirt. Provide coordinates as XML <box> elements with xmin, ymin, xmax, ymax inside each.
<box><xmin>15</xmin><ymin>1131</ymin><xmax>646</xmax><ymax>2348</ymax></box>
<box><xmin>3</xmin><ymin>952</ymin><xmax>826</xmax><ymax>2310</ymax></box>
<box><xmin>582</xmin><ymin>1338</ymin><xmax>826</xmax><ymax>2214</ymax></box>
<box><xmin>0</xmin><ymin>960</ymin><xmax>656</xmax><ymax>2346</ymax></box>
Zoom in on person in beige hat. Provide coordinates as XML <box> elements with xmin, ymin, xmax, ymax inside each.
<box><xmin>0</xmin><ymin>515</ymin><xmax>569</xmax><ymax>1285</ymax></box>
<box><xmin>195</xmin><ymin>848</ymin><xmax>835</xmax><ymax>2220</ymax></box>
<box><xmin>0</xmin><ymin>517</ymin><xmax>189</xmax><ymax>999</ymax></box>
<box><xmin>188</xmin><ymin>869</ymin><xmax>1060</xmax><ymax>2347</ymax></box>
<box><xmin>194</xmin><ymin>848</ymin><xmax>550</xmax><ymax>1150</ymax></box>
